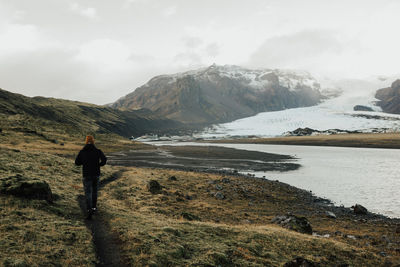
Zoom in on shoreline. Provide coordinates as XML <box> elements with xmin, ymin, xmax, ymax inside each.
<box><xmin>201</xmin><ymin>132</ymin><xmax>400</xmax><ymax>149</ymax></box>
<box><xmin>108</xmin><ymin>144</ymin><xmax>398</xmax><ymax>220</ymax></box>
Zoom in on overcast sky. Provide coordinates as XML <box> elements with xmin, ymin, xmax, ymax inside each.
<box><xmin>0</xmin><ymin>0</ymin><xmax>399</xmax><ymax>104</ymax></box>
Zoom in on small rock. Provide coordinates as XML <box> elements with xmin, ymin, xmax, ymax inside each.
<box><xmin>185</xmin><ymin>195</ymin><xmax>192</xmax><ymax>200</ymax></box>
<box><xmin>221</xmin><ymin>177</ymin><xmax>231</xmax><ymax>183</ymax></box>
<box><xmin>284</xmin><ymin>256</ymin><xmax>316</xmax><ymax>267</ymax></box>
<box><xmin>379</xmin><ymin>251</ymin><xmax>386</xmax><ymax>257</ymax></box>
<box><xmin>325</xmin><ymin>211</ymin><xmax>337</xmax><ymax>219</ymax></box>
<box><xmin>353</xmin><ymin>105</ymin><xmax>374</xmax><ymax>112</ymax></box>
<box><xmin>381</xmin><ymin>235</ymin><xmax>390</xmax><ymax>243</ymax></box>
<box><xmin>214</xmin><ymin>192</ymin><xmax>225</xmax><ymax>200</ymax></box>
<box><xmin>215</xmin><ymin>184</ymin><xmax>223</xmax><ymax>191</ymax></box>
<box><xmin>207</xmin><ymin>180</ymin><xmax>217</xmax><ymax>184</ymax></box>
<box><xmin>174</xmin><ymin>190</ymin><xmax>184</xmax><ymax>197</ymax></box>
<box><xmin>271</xmin><ymin>214</ymin><xmax>313</xmax><ymax>235</ymax></box>
<box><xmin>176</xmin><ymin>197</ymin><xmax>185</xmax><ymax>202</ymax></box>
<box><xmin>147</xmin><ymin>180</ymin><xmax>162</xmax><ymax>194</ymax></box>
<box><xmin>181</xmin><ymin>212</ymin><xmax>200</xmax><ymax>221</ymax></box>
<box><xmin>346</xmin><ymin>235</ymin><xmax>356</xmax><ymax>240</ymax></box>
<box><xmin>168</xmin><ymin>176</ymin><xmax>177</xmax><ymax>181</ymax></box>
<box><xmin>353</xmin><ymin>204</ymin><xmax>368</xmax><ymax>215</ymax></box>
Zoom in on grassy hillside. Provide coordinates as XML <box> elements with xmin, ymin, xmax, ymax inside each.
<box><xmin>1</xmin><ymin>130</ymin><xmax>398</xmax><ymax>266</ymax></box>
<box><xmin>0</xmin><ymin>88</ymin><xmax>185</xmax><ymax>139</ymax></box>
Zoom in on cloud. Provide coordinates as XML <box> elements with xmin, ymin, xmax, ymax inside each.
<box><xmin>162</xmin><ymin>6</ymin><xmax>177</xmax><ymax>17</ymax></box>
<box><xmin>248</xmin><ymin>30</ymin><xmax>343</xmax><ymax>70</ymax></box>
<box><xmin>204</xmin><ymin>43</ymin><xmax>220</xmax><ymax>57</ymax></box>
<box><xmin>69</xmin><ymin>3</ymin><xmax>97</xmax><ymax>19</ymax></box>
<box><xmin>173</xmin><ymin>52</ymin><xmax>204</xmax><ymax>67</ymax></box>
<box><xmin>0</xmin><ymin>23</ymin><xmax>42</xmax><ymax>55</ymax></box>
<box><xmin>182</xmin><ymin>36</ymin><xmax>203</xmax><ymax>49</ymax></box>
<box><xmin>75</xmin><ymin>39</ymin><xmax>133</xmax><ymax>71</ymax></box>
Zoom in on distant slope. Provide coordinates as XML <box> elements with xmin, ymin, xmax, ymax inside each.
<box><xmin>0</xmin><ymin>88</ymin><xmax>184</xmax><ymax>138</ymax></box>
<box><xmin>375</xmin><ymin>79</ymin><xmax>400</xmax><ymax>114</ymax></box>
<box><xmin>112</xmin><ymin>64</ymin><xmax>322</xmax><ymax>124</ymax></box>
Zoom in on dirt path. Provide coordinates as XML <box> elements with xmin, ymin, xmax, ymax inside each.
<box><xmin>78</xmin><ymin>171</ymin><xmax>129</xmax><ymax>267</ymax></box>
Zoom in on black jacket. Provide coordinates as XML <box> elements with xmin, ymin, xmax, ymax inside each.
<box><xmin>75</xmin><ymin>144</ymin><xmax>107</xmax><ymax>177</ymax></box>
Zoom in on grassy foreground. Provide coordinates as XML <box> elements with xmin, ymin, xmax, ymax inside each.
<box><xmin>208</xmin><ymin>133</ymin><xmax>400</xmax><ymax>149</ymax></box>
<box><xmin>0</xmin><ymin>129</ymin><xmax>399</xmax><ymax>266</ymax></box>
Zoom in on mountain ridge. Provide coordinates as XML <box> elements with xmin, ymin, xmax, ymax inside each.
<box><xmin>112</xmin><ymin>64</ymin><xmax>323</xmax><ymax>124</ymax></box>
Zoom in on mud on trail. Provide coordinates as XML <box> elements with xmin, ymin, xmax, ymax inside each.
<box><xmin>78</xmin><ymin>171</ymin><xmax>129</xmax><ymax>267</ymax></box>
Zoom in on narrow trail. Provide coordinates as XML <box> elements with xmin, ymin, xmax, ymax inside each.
<box><xmin>78</xmin><ymin>171</ymin><xmax>129</xmax><ymax>267</ymax></box>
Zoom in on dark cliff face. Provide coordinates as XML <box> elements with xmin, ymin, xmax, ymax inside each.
<box><xmin>375</xmin><ymin>79</ymin><xmax>400</xmax><ymax>114</ymax></box>
<box><xmin>112</xmin><ymin>65</ymin><xmax>323</xmax><ymax>124</ymax></box>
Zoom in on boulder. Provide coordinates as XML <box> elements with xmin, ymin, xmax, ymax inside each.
<box><xmin>168</xmin><ymin>176</ymin><xmax>177</xmax><ymax>181</ymax></box>
<box><xmin>215</xmin><ymin>184</ymin><xmax>223</xmax><ymax>191</ymax></box>
<box><xmin>353</xmin><ymin>105</ymin><xmax>374</xmax><ymax>112</ymax></box>
<box><xmin>353</xmin><ymin>204</ymin><xmax>368</xmax><ymax>215</ymax></box>
<box><xmin>147</xmin><ymin>180</ymin><xmax>162</xmax><ymax>194</ymax></box>
<box><xmin>290</xmin><ymin>127</ymin><xmax>319</xmax><ymax>136</ymax></box>
<box><xmin>284</xmin><ymin>257</ymin><xmax>316</xmax><ymax>267</ymax></box>
<box><xmin>221</xmin><ymin>177</ymin><xmax>231</xmax><ymax>183</ymax></box>
<box><xmin>325</xmin><ymin>211</ymin><xmax>337</xmax><ymax>219</ymax></box>
<box><xmin>271</xmin><ymin>214</ymin><xmax>313</xmax><ymax>234</ymax></box>
<box><xmin>181</xmin><ymin>212</ymin><xmax>200</xmax><ymax>221</ymax></box>
<box><xmin>0</xmin><ymin>174</ymin><xmax>53</xmax><ymax>203</ymax></box>
<box><xmin>214</xmin><ymin>192</ymin><xmax>225</xmax><ymax>200</ymax></box>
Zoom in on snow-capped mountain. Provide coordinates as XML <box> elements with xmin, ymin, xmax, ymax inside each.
<box><xmin>112</xmin><ymin>64</ymin><xmax>323</xmax><ymax>124</ymax></box>
<box><xmin>161</xmin><ymin>64</ymin><xmax>322</xmax><ymax>92</ymax></box>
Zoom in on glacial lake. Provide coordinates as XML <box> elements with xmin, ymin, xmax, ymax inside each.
<box><xmin>151</xmin><ymin>142</ymin><xmax>400</xmax><ymax>218</ymax></box>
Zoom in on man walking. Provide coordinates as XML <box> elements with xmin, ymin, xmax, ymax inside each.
<box><xmin>75</xmin><ymin>135</ymin><xmax>107</xmax><ymax>219</ymax></box>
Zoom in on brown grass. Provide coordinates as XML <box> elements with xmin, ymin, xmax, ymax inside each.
<box><xmin>98</xmin><ymin>167</ymin><xmax>399</xmax><ymax>266</ymax></box>
<box><xmin>0</xmin><ymin>130</ymin><xmax>399</xmax><ymax>266</ymax></box>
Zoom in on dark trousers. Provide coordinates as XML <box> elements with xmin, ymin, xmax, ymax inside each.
<box><xmin>83</xmin><ymin>176</ymin><xmax>99</xmax><ymax>211</ymax></box>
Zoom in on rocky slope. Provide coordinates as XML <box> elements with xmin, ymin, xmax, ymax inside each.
<box><xmin>112</xmin><ymin>65</ymin><xmax>323</xmax><ymax>124</ymax></box>
<box><xmin>0</xmin><ymin>88</ymin><xmax>184</xmax><ymax>138</ymax></box>
<box><xmin>375</xmin><ymin>79</ymin><xmax>400</xmax><ymax>114</ymax></box>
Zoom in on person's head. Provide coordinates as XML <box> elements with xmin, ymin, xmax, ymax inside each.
<box><xmin>85</xmin><ymin>135</ymin><xmax>95</xmax><ymax>144</ymax></box>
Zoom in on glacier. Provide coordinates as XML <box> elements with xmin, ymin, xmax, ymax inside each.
<box><xmin>201</xmin><ymin>77</ymin><xmax>400</xmax><ymax>138</ymax></box>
